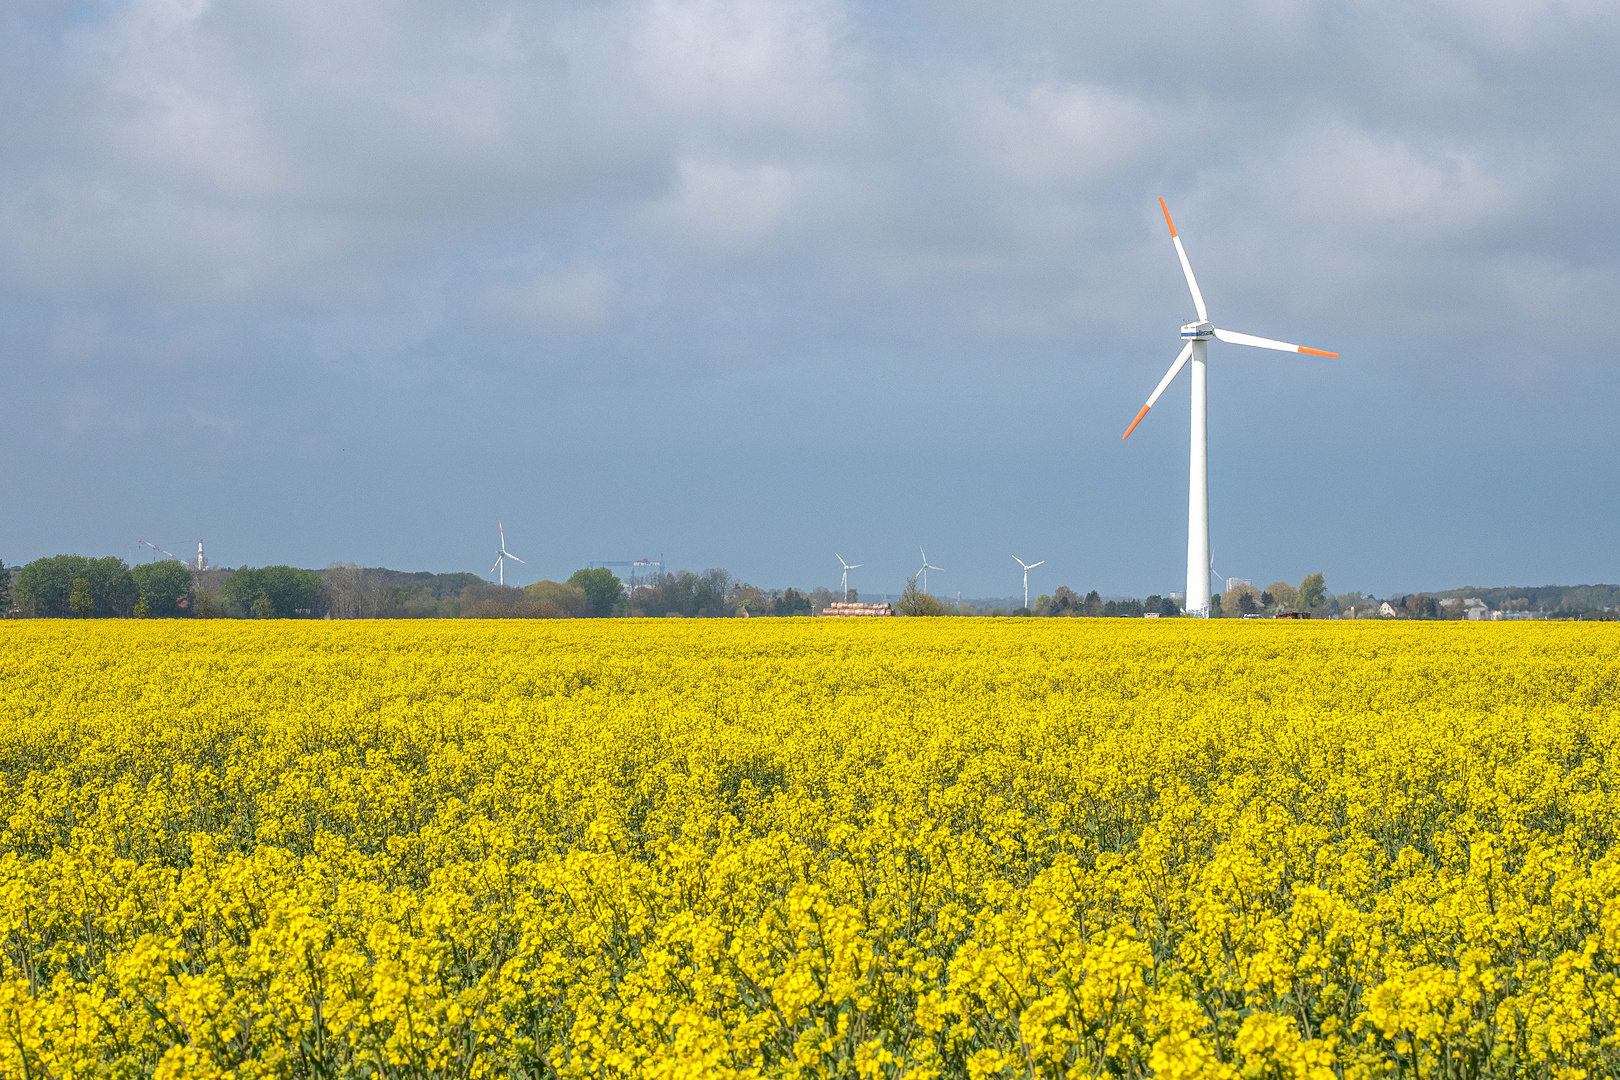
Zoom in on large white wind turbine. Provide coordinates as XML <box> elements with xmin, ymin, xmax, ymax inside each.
<box><xmin>1012</xmin><ymin>556</ymin><xmax>1044</xmax><ymax>610</ymax></box>
<box><xmin>835</xmin><ymin>554</ymin><xmax>862</xmax><ymax>594</ymax></box>
<box><xmin>1122</xmin><ymin>199</ymin><xmax>1337</xmax><ymax>617</ymax></box>
<box><xmin>917</xmin><ymin>548</ymin><xmax>942</xmax><ymax>594</ymax></box>
<box><xmin>490</xmin><ymin>521</ymin><xmax>526</xmax><ymax>586</ymax></box>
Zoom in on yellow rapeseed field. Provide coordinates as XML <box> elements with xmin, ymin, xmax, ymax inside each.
<box><xmin>1</xmin><ymin>620</ymin><xmax>1618</xmax><ymax>1079</ymax></box>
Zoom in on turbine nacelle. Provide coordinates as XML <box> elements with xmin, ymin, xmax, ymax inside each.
<box><xmin>1180</xmin><ymin>320</ymin><xmax>1214</xmax><ymax>340</ymax></box>
<box><xmin>490</xmin><ymin>520</ymin><xmax>525</xmax><ymax>585</ymax></box>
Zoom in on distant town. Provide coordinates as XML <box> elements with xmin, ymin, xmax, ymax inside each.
<box><xmin>2</xmin><ymin>553</ymin><xmax>1616</xmax><ymax>621</ymax></box>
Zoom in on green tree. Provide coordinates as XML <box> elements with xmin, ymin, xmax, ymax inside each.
<box><xmin>772</xmin><ymin>588</ymin><xmax>812</xmax><ymax>616</ymax></box>
<box><xmin>1298</xmin><ymin>572</ymin><xmax>1327</xmax><ymax>611</ymax></box>
<box><xmin>1222</xmin><ymin>581</ymin><xmax>1261</xmax><ymax>616</ymax></box>
<box><xmin>87</xmin><ymin>557</ymin><xmax>138</xmax><ymax>616</ymax></box>
<box><xmin>1036</xmin><ymin>586</ymin><xmax>1084</xmax><ymax>617</ymax></box>
<box><xmin>133</xmin><ymin>594</ymin><xmax>152</xmax><ymax>618</ymax></box>
<box><xmin>223</xmin><ymin>566</ymin><xmax>323</xmax><ymax>618</ymax></box>
<box><xmin>191</xmin><ymin>589</ymin><xmax>225</xmax><ymax>618</ymax></box>
<box><xmin>252</xmin><ymin>592</ymin><xmax>276</xmax><ymax>618</ymax></box>
<box><xmin>131</xmin><ymin>561</ymin><xmax>194</xmax><ymax>617</ymax></box>
<box><xmin>1263</xmin><ymin>582</ymin><xmax>1298</xmax><ymax>612</ymax></box>
<box><xmin>0</xmin><ymin>561</ymin><xmax>10</xmax><ymax>616</ymax></box>
<box><xmin>568</xmin><ymin>567</ymin><xmax>624</xmax><ymax>618</ymax></box>
<box><xmin>525</xmin><ymin>580</ymin><xmax>589</xmax><ymax>618</ymax></box>
<box><xmin>69</xmin><ymin>578</ymin><xmax>94</xmax><ymax>618</ymax></box>
<box><xmin>16</xmin><ymin>555</ymin><xmax>136</xmax><ymax>617</ymax></box>
<box><xmin>16</xmin><ymin>556</ymin><xmax>81</xmax><ymax>616</ymax></box>
<box><xmin>897</xmin><ymin>576</ymin><xmax>949</xmax><ymax>616</ymax></box>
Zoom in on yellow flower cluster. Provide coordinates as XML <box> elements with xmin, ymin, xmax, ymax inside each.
<box><xmin>1</xmin><ymin>619</ymin><xmax>1617</xmax><ymax>1078</ymax></box>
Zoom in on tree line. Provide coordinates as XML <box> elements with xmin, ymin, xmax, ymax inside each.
<box><xmin>0</xmin><ymin>553</ymin><xmax>1309</xmax><ymax>621</ymax></box>
<box><xmin>10</xmin><ymin>553</ymin><xmax>1609</xmax><ymax>621</ymax></box>
<box><xmin>1214</xmin><ymin>573</ymin><xmax>1330</xmax><ymax>617</ymax></box>
<box><xmin>0</xmin><ymin>557</ymin><xmax>852</xmax><ymax>620</ymax></box>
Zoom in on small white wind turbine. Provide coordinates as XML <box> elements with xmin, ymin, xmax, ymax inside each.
<box><xmin>1012</xmin><ymin>556</ymin><xmax>1044</xmax><ymax>610</ymax></box>
<box><xmin>490</xmin><ymin>521</ymin><xmax>525</xmax><ymax>586</ymax></box>
<box><xmin>917</xmin><ymin>547</ymin><xmax>942</xmax><ymax>594</ymax></box>
<box><xmin>1122</xmin><ymin>198</ymin><xmax>1338</xmax><ymax>617</ymax></box>
<box><xmin>835</xmin><ymin>554</ymin><xmax>862</xmax><ymax>595</ymax></box>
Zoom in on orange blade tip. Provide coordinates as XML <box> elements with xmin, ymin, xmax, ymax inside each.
<box><xmin>1298</xmin><ymin>346</ymin><xmax>1338</xmax><ymax>358</ymax></box>
<box><xmin>1122</xmin><ymin>404</ymin><xmax>1151</xmax><ymax>440</ymax></box>
<box><xmin>1158</xmin><ymin>197</ymin><xmax>1177</xmax><ymax>238</ymax></box>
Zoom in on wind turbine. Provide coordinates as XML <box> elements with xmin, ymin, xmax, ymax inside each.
<box><xmin>490</xmin><ymin>521</ymin><xmax>525</xmax><ymax>586</ymax></box>
<box><xmin>1012</xmin><ymin>556</ymin><xmax>1044</xmax><ymax>610</ymax></box>
<box><xmin>917</xmin><ymin>548</ymin><xmax>942</xmax><ymax>594</ymax></box>
<box><xmin>1122</xmin><ymin>198</ymin><xmax>1338</xmax><ymax>617</ymax></box>
<box><xmin>835</xmin><ymin>554</ymin><xmax>862</xmax><ymax>595</ymax></box>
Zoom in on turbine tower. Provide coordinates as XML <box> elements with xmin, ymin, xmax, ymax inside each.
<box><xmin>1122</xmin><ymin>198</ymin><xmax>1337</xmax><ymax>616</ymax></box>
<box><xmin>835</xmin><ymin>554</ymin><xmax>862</xmax><ymax>596</ymax></box>
<box><xmin>1012</xmin><ymin>556</ymin><xmax>1044</xmax><ymax>610</ymax></box>
<box><xmin>490</xmin><ymin>521</ymin><xmax>526</xmax><ymax>586</ymax></box>
<box><xmin>917</xmin><ymin>548</ymin><xmax>942</xmax><ymax>595</ymax></box>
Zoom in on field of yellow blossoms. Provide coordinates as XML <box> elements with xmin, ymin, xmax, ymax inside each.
<box><xmin>2</xmin><ymin>620</ymin><xmax>1619</xmax><ymax>1079</ymax></box>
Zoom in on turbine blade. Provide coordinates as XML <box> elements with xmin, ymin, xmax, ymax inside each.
<box><xmin>1031</xmin><ymin>561</ymin><xmax>1044</xmax><ymax>568</ymax></box>
<box><xmin>491</xmin><ymin>557</ymin><xmax>501</xmax><ymax>575</ymax></box>
<box><xmin>1123</xmin><ymin>342</ymin><xmax>1194</xmax><ymax>439</ymax></box>
<box><xmin>507</xmin><ymin>553</ymin><xmax>526</xmax><ymax>564</ymax></box>
<box><xmin>1160</xmin><ymin>198</ymin><xmax>1208</xmax><ymax>322</ymax></box>
<box><xmin>1213</xmin><ymin>327</ymin><xmax>1338</xmax><ymax>357</ymax></box>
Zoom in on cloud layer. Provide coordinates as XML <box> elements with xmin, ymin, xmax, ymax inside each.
<box><xmin>2</xmin><ymin>0</ymin><xmax>1616</xmax><ymax>595</ymax></box>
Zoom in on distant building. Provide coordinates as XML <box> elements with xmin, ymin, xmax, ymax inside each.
<box><xmin>587</xmin><ymin>557</ymin><xmax>665</xmax><ymax>591</ymax></box>
<box><xmin>1379</xmin><ymin>601</ymin><xmax>1399</xmax><ymax>618</ymax></box>
<box><xmin>1226</xmin><ymin>577</ymin><xmax>1251</xmax><ymax>592</ymax></box>
<box><xmin>1464</xmin><ymin>597</ymin><xmax>1490</xmax><ymax>621</ymax></box>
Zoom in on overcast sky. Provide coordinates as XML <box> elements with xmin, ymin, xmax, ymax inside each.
<box><xmin>3</xmin><ymin>0</ymin><xmax>1616</xmax><ymax>599</ymax></box>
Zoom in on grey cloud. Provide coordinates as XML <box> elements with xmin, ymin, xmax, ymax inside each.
<box><xmin>1</xmin><ymin>0</ymin><xmax>1616</xmax><ymax>593</ymax></box>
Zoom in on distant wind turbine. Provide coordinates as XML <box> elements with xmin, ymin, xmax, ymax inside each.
<box><xmin>490</xmin><ymin>521</ymin><xmax>526</xmax><ymax>586</ymax></box>
<box><xmin>1122</xmin><ymin>198</ymin><xmax>1338</xmax><ymax>616</ymax></box>
<box><xmin>1012</xmin><ymin>556</ymin><xmax>1044</xmax><ymax>610</ymax></box>
<box><xmin>917</xmin><ymin>548</ymin><xmax>942</xmax><ymax>594</ymax></box>
<box><xmin>835</xmin><ymin>554</ymin><xmax>862</xmax><ymax>595</ymax></box>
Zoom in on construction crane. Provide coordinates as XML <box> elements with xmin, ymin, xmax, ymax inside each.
<box><xmin>138</xmin><ymin>540</ymin><xmax>179</xmax><ymax>562</ymax></box>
